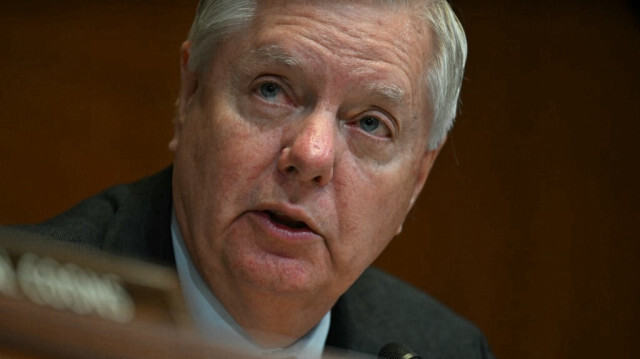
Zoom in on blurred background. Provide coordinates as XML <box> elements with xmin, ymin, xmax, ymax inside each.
<box><xmin>1</xmin><ymin>0</ymin><xmax>638</xmax><ymax>358</ymax></box>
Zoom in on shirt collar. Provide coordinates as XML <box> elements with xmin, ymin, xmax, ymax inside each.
<box><xmin>171</xmin><ymin>210</ymin><xmax>331</xmax><ymax>358</ymax></box>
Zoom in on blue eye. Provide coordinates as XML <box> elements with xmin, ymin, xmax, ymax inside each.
<box><xmin>359</xmin><ymin>117</ymin><xmax>380</xmax><ymax>132</ymax></box>
<box><xmin>259</xmin><ymin>82</ymin><xmax>281</xmax><ymax>100</ymax></box>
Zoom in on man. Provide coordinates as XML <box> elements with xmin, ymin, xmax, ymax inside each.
<box><xmin>14</xmin><ymin>0</ymin><xmax>494</xmax><ymax>357</ymax></box>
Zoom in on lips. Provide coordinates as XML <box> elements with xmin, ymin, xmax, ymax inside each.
<box><xmin>264</xmin><ymin>210</ymin><xmax>309</xmax><ymax>230</ymax></box>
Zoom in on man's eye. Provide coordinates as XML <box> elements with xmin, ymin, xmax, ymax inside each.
<box><xmin>258</xmin><ymin>82</ymin><xmax>281</xmax><ymax>100</ymax></box>
<box><xmin>354</xmin><ymin>115</ymin><xmax>393</xmax><ymax>138</ymax></box>
<box><xmin>359</xmin><ymin>117</ymin><xmax>380</xmax><ymax>132</ymax></box>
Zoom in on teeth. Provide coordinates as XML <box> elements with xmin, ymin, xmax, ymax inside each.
<box><xmin>266</xmin><ymin>210</ymin><xmax>308</xmax><ymax>229</ymax></box>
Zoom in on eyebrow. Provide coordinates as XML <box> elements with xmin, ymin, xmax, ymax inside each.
<box><xmin>236</xmin><ymin>44</ymin><xmax>406</xmax><ymax>105</ymax></box>
<box><xmin>232</xmin><ymin>44</ymin><xmax>303</xmax><ymax>85</ymax></box>
<box><xmin>366</xmin><ymin>83</ymin><xmax>406</xmax><ymax>105</ymax></box>
<box><xmin>245</xmin><ymin>44</ymin><xmax>303</xmax><ymax>67</ymax></box>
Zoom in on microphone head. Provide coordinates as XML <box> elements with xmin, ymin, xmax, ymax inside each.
<box><xmin>377</xmin><ymin>342</ymin><xmax>422</xmax><ymax>359</ymax></box>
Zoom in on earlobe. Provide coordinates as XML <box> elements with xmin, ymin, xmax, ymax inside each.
<box><xmin>170</xmin><ymin>41</ymin><xmax>198</xmax><ymax>153</ymax></box>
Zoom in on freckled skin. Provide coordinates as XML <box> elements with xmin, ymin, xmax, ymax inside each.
<box><xmin>170</xmin><ymin>0</ymin><xmax>442</xmax><ymax>347</ymax></box>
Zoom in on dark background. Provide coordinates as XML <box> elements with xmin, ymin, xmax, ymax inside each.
<box><xmin>1</xmin><ymin>1</ymin><xmax>638</xmax><ymax>358</ymax></box>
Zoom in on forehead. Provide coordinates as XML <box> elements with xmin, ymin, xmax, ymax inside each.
<box><xmin>249</xmin><ymin>1</ymin><xmax>431</xmax><ymax>70</ymax></box>
<box><xmin>241</xmin><ymin>2</ymin><xmax>432</xmax><ymax>111</ymax></box>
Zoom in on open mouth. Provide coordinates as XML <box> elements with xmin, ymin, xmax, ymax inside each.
<box><xmin>265</xmin><ymin>210</ymin><xmax>309</xmax><ymax>230</ymax></box>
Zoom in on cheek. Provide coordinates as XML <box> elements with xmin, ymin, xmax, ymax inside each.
<box><xmin>173</xmin><ymin>109</ymin><xmax>283</xmax><ymax>256</ymax></box>
<box><xmin>332</xmin><ymin>160</ymin><xmax>416</xmax><ymax>271</ymax></box>
<box><xmin>174</xmin><ymin>111</ymin><xmax>259</xmax><ymax>221</ymax></box>
<box><xmin>185</xmin><ymin>107</ymin><xmax>277</xmax><ymax>183</ymax></box>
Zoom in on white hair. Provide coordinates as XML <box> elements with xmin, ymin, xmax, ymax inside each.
<box><xmin>187</xmin><ymin>0</ymin><xmax>467</xmax><ymax>150</ymax></box>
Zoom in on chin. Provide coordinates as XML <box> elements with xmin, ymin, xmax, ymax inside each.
<box><xmin>229</xmin><ymin>250</ymin><xmax>328</xmax><ymax>296</ymax></box>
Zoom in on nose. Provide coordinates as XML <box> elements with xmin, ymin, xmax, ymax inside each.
<box><xmin>278</xmin><ymin>111</ymin><xmax>336</xmax><ymax>186</ymax></box>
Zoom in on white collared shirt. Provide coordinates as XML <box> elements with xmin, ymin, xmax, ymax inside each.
<box><xmin>171</xmin><ymin>211</ymin><xmax>331</xmax><ymax>358</ymax></box>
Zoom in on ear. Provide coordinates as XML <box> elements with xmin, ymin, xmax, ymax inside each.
<box><xmin>395</xmin><ymin>137</ymin><xmax>446</xmax><ymax>235</ymax></box>
<box><xmin>169</xmin><ymin>41</ymin><xmax>199</xmax><ymax>153</ymax></box>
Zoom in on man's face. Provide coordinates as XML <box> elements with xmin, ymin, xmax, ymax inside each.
<box><xmin>171</xmin><ymin>1</ymin><xmax>439</xmax><ymax>305</ymax></box>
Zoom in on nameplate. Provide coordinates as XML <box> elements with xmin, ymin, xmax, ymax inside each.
<box><xmin>0</xmin><ymin>228</ymin><xmax>227</xmax><ymax>359</ymax></box>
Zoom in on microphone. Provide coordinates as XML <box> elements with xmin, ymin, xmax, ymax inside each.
<box><xmin>378</xmin><ymin>342</ymin><xmax>422</xmax><ymax>359</ymax></box>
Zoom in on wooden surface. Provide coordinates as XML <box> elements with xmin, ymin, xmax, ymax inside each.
<box><xmin>1</xmin><ymin>1</ymin><xmax>638</xmax><ymax>358</ymax></box>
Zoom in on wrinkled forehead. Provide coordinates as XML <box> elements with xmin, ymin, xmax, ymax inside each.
<box><xmin>250</xmin><ymin>1</ymin><xmax>433</xmax><ymax>120</ymax></box>
<box><xmin>253</xmin><ymin>0</ymin><xmax>430</xmax><ymax>52</ymax></box>
<box><xmin>193</xmin><ymin>1</ymin><xmax>433</xmax><ymax>75</ymax></box>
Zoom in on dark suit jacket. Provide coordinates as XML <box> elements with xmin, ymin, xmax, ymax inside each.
<box><xmin>15</xmin><ymin>167</ymin><xmax>494</xmax><ymax>358</ymax></box>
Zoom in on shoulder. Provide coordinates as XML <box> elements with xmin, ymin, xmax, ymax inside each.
<box><xmin>11</xmin><ymin>167</ymin><xmax>174</xmax><ymax>264</ymax></box>
<box><xmin>328</xmin><ymin>267</ymin><xmax>494</xmax><ymax>358</ymax></box>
